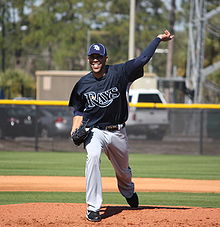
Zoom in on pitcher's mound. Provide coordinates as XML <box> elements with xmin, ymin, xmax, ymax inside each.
<box><xmin>0</xmin><ymin>203</ymin><xmax>220</xmax><ymax>226</ymax></box>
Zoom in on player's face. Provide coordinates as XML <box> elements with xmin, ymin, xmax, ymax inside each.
<box><xmin>88</xmin><ymin>54</ymin><xmax>108</xmax><ymax>74</ymax></box>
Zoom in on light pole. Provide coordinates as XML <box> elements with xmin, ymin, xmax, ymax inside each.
<box><xmin>1</xmin><ymin>1</ymin><xmax>6</xmax><ymax>72</ymax></box>
<box><xmin>128</xmin><ymin>0</ymin><xmax>135</xmax><ymax>60</ymax></box>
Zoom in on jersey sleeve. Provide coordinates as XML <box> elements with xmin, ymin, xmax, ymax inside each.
<box><xmin>125</xmin><ymin>37</ymin><xmax>161</xmax><ymax>82</ymax></box>
<box><xmin>68</xmin><ymin>82</ymin><xmax>84</xmax><ymax>116</ymax></box>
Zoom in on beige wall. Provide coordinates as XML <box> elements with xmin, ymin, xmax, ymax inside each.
<box><xmin>36</xmin><ymin>71</ymin><xmax>89</xmax><ymax>100</ymax></box>
<box><xmin>35</xmin><ymin>70</ymin><xmax>157</xmax><ymax>101</ymax></box>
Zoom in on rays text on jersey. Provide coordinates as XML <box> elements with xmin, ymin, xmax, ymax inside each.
<box><xmin>84</xmin><ymin>87</ymin><xmax>120</xmax><ymax>108</ymax></box>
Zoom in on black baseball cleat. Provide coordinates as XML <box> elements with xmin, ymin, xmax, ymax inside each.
<box><xmin>86</xmin><ymin>210</ymin><xmax>101</xmax><ymax>222</ymax></box>
<box><xmin>126</xmin><ymin>192</ymin><xmax>139</xmax><ymax>208</ymax></box>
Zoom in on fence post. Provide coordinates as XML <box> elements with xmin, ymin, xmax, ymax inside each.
<box><xmin>199</xmin><ymin>109</ymin><xmax>204</xmax><ymax>155</ymax></box>
<box><xmin>34</xmin><ymin>105</ymin><xmax>39</xmax><ymax>151</ymax></box>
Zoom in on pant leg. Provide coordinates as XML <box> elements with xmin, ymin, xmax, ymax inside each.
<box><xmin>84</xmin><ymin>128</ymin><xmax>108</xmax><ymax>212</ymax></box>
<box><xmin>105</xmin><ymin>128</ymin><xmax>134</xmax><ymax>198</ymax></box>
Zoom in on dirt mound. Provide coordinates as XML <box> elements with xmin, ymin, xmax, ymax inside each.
<box><xmin>1</xmin><ymin>176</ymin><xmax>220</xmax><ymax>226</ymax></box>
<box><xmin>0</xmin><ymin>203</ymin><xmax>220</xmax><ymax>227</ymax></box>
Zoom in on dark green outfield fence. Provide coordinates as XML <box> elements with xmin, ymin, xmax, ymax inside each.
<box><xmin>0</xmin><ymin>100</ymin><xmax>220</xmax><ymax>155</ymax></box>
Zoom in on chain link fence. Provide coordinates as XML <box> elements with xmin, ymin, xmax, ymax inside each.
<box><xmin>0</xmin><ymin>103</ymin><xmax>220</xmax><ymax>155</ymax></box>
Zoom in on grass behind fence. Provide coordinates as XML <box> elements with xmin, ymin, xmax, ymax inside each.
<box><xmin>0</xmin><ymin>151</ymin><xmax>220</xmax><ymax>179</ymax></box>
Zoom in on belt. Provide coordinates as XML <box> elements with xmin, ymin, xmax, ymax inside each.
<box><xmin>94</xmin><ymin>123</ymin><xmax>125</xmax><ymax>131</ymax></box>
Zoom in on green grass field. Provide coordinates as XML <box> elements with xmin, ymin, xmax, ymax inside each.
<box><xmin>0</xmin><ymin>151</ymin><xmax>220</xmax><ymax>207</ymax></box>
<box><xmin>0</xmin><ymin>151</ymin><xmax>220</xmax><ymax>179</ymax></box>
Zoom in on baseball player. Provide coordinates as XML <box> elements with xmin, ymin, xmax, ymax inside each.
<box><xmin>69</xmin><ymin>30</ymin><xmax>174</xmax><ymax>222</ymax></box>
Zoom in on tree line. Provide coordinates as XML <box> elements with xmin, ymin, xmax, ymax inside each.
<box><xmin>0</xmin><ymin>0</ymin><xmax>219</xmax><ymax>101</ymax></box>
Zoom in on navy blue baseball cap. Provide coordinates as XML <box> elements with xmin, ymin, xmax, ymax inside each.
<box><xmin>87</xmin><ymin>43</ymin><xmax>107</xmax><ymax>56</ymax></box>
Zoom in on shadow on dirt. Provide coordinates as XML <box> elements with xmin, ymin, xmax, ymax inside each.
<box><xmin>100</xmin><ymin>205</ymin><xmax>191</xmax><ymax>219</ymax></box>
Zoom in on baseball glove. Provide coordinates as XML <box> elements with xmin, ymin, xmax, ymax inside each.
<box><xmin>71</xmin><ymin>121</ymin><xmax>91</xmax><ymax>146</ymax></box>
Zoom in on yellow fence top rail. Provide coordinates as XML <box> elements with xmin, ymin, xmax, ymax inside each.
<box><xmin>0</xmin><ymin>99</ymin><xmax>68</xmax><ymax>106</ymax></box>
<box><xmin>0</xmin><ymin>100</ymin><xmax>220</xmax><ymax>109</ymax></box>
<box><xmin>130</xmin><ymin>103</ymin><xmax>220</xmax><ymax>109</ymax></box>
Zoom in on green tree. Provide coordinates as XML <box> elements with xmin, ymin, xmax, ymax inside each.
<box><xmin>1</xmin><ymin>0</ymin><xmax>175</xmax><ymax>73</ymax></box>
<box><xmin>23</xmin><ymin>0</ymin><xmax>109</xmax><ymax>70</ymax></box>
<box><xmin>1</xmin><ymin>0</ymin><xmax>219</xmax><ymax>103</ymax></box>
<box><xmin>0</xmin><ymin>69</ymin><xmax>35</xmax><ymax>99</ymax></box>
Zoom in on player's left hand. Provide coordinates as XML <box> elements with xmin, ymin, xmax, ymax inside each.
<box><xmin>71</xmin><ymin>121</ymin><xmax>91</xmax><ymax>146</ymax></box>
<box><xmin>157</xmin><ymin>30</ymin><xmax>174</xmax><ymax>41</ymax></box>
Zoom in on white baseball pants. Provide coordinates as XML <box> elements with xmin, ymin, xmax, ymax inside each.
<box><xmin>84</xmin><ymin>127</ymin><xmax>135</xmax><ymax>212</ymax></box>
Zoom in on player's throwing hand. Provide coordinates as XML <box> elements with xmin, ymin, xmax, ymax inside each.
<box><xmin>157</xmin><ymin>29</ymin><xmax>174</xmax><ymax>41</ymax></box>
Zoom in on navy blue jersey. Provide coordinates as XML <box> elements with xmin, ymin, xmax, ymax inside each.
<box><xmin>69</xmin><ymin>37</ymin><xmax>161</xmax><ymax>127</ymax></box>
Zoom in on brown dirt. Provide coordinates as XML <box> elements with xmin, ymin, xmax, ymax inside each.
<box><xmin>0</xmin><ymin>203</ymin><xmax>220</xmax><ymax>227</ymax></box>
<box><xmin>1</xmin><ymin>176</ymin><xmax>220</xmax><ymax>193</ymax></box>
<box><xmin>0</xmin><ymin>176</ymin><xmax>220</xmax><ymax>226</ymax></box>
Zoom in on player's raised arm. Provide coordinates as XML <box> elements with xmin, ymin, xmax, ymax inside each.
<box><xmin>125</xmin><ymin>30</ymin><xmax>174</xmax><ymax>81</ymax></box>
<box><xmin>135</xmin><ymin>29</ymin><xmax>174</xmax><ymax>65</ymax></box>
